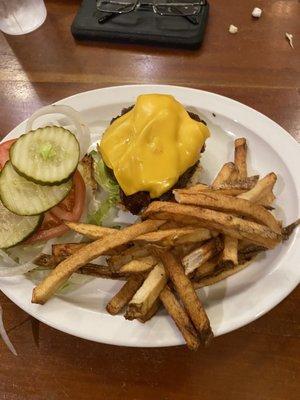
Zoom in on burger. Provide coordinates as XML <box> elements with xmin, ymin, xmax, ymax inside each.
<box><xmin>98</xmin><ymin>94</ymin><xmax>210</xmax><ymax>214</ymax></box>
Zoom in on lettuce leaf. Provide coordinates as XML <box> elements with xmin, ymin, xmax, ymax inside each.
<box><xmin>88</xmin><ymin>151</ymin><xmax>120</xmax><ymax>226</ymax></box>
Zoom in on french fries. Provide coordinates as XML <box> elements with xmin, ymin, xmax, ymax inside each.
<box><xmin>193</xmin><ymin>260</ymin><xmax>252</xmax><ymax>289</ymax></box>
<box><xmin>134</xmin><ymin>227</ymin><xmax>213</xmax><ymax>246</ymax></box>
<box><xmin>108</xmin><ymin>246</ymin><xmax>149</xmax><ymax>268</ymax></box>
<box><xmin>174</xmin><ymin>190</ymin><xmax>281</xmax><ymax>233</ymax></box>
<box><xmin>182</xmin><ymin>237</ymin><xmax>223</xmax><ymax>275</ymax></box>
<box><xmin>125</xmin><ymin>262</ymin><xmax>167</xmax><ymax>320</ymax></box>
<box><xmin>234</xmin><ymin>137</ymin><xmax>247</xmax><ymax>178</ymax></box>
<box><xmin>160</xmin><ymin>285</ymin><xmax>200</xmax><ymax>350</ymax></box>
<box><xmin>239</xmin><ymin>173</ymin><xmax>277</xmax><ymax>203</ymax></box>
<box><xmin>158</xmin><ymin>250</ymin><xmax>213</xmax><ymax>346</ymax></box>
<box><xmin>34</xmin><ymin>254</ymin><xmax>126</xmax><ymax>279</ymax></box>
<box><xmin>78</xmin><ymin>155</ymin><xmax>97</xmax><ymax>191</ymax></box>
<box><xmin>52</xmin><ymin>243</ymin><xmax>86</xmax><ymax>261</ymax></box>
<box><xmin>31</xmin><ymin>136</ymin><xmax>296</xmax><ymax>351</ymax></box>
<box><xmin>138</xmin><ymin>299</ymin><xmax>161</xmax><ymax>323</ymax></box>
<box><xmin>221</xmin><ymin>236</ymin><xmax>238</xmax><ymax>266</ymax></box>
<box><xmin>65</xmin><ymin>221</ymin><xmax>115</xmax><ymax>239</ymax></box>
<box><xmin>34</xmin><ymin>254</ymin><xmax>58</xmax><ymax>269</ymax></box>
<box><xmin>175</xmin><ymin>176</ymin><xmax>259</xmax><ymax>196</ymax></box>
<box><xmin>212</xmin><ymin>162</ymin><xmax>237</xmax><ymax>187</ymax></box>
<box><xmin>193</xmin><ymin>256</ymin><xmax>220</xmax><ymax>280</ymax></box>
<box><xmin>106</xmin><ymin>275</ymin><xmax>145</xmax><ymax>315</ymax></box>
<box><xmin>119</xmin><ymin>256</ymin><xmax>157</xmax><ymax>274</ymax></box>
<box><xmin>143</xmin><ymin>202</ymin><xmax>281</xmax><ymax>249</ymax></box>
<box><xmin>32</xmin><ymin>219</ymin><xmax>165</xmax><ymax>304</ymax></box>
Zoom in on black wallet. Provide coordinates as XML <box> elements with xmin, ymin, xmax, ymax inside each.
<box><xmin>71</xmin><ymin>0</ymin><xmax>209</xmax><ymax>49</ymax></box>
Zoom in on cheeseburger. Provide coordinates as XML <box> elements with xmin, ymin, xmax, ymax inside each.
<box><xmin>99</xmin><ymin>94</ymin><xmax>210</xmax><ymax>214</ymax></box>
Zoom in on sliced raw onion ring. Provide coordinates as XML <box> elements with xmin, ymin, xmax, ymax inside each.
<box><xmin>0</xmin><ymin>249</ymin><xmax>39</xmax><ymax>277</ymax></box>
<box><xmin>25</xmin><ymin>104</ymin><xmax>90</xmax><ymax>158</ymax></box>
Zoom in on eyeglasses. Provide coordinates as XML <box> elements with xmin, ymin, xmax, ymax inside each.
<box><xmin>96</xmin><ymin>0</ymin><xmax>207</xmax><ymax>17</ymax></box>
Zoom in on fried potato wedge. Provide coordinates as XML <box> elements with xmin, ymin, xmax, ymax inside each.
<box><xmin>32</xmin><ymin>219</ymin><xmax>165</xmax><ymax>304</ymax></box>
<box><xmin>143</xmin><ymin>202</ymin><xmax>281</xmax><ymax>249</ymax></box>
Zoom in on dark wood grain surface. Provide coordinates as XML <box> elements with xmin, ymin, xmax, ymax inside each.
<box><xmin>0</xmin><ymin>1</ymin><xmax>299</xmax><ymax>399</ymax></box>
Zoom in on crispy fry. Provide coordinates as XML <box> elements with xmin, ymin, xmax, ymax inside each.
<box><xmin>34</xmin><ymin>254</ymin><xmax>58</xmax><ymax>269</ymax></box>
<box><xmin>174</xmin><ymin>176</ymin><xmax>259</xmax><ymax>197</ymax></box>
<box><xmin>215</xmin><ymin>176</ymin><xmax>259</xmax><ymax>192</ymax></box>
<box><xmin>173</xmin><ymin>243</ymin><xmax>202</xmax><ymax>259</ymax></box>
<box><xmin>182</xmin><ymin>237</ymin><xmax>223</xmax><ymax>275</ymax></box>
<box><xmin>135</xmin><ymin>227</ymin><xmax>213</xmax><ymax>246</ymax></box>
<box><xmin>193</xmin><ymin>256</ymin><xmax>220</xmax><ymax>280</ymax></box>
<box><xmin>78</xmin><ymin>155</ymin><xmax>97</xmax><ymax>191</ymax></box>
<box><xmin>107</xmin><ymin>246</ymin><xmax>149</xmax><ymax>268</ymax></box>
<box><xmin>258</xmin><ymin>192</ymin><xmax>276</xmax><ymax>208</ymax></box>
<box><xmin>176</xmin><ymin>229</ymin><xmax>216</xmax><ymax>244</ymax></box>
<box><xmin>32</xmin><ymin>219</ymin><xmax>165</xmax><ymax>304</ymax></box>
<box><xmin>138</xmin><ymin>299</ymin><xmax>161</xmax><ymax>323</ymax></box>
<box><xmin>239</xmin><ymin>173</ymin><xmax>277</xmax><ymax>202</ymax></box>
<box><xmin>193</xmin><ymin>260</ymin><xmax>252</xmax><ymax>289</ymax></box>
<box><xmin>282</xmin><ymin>219</ymin><xmax>300</xmax><ymax>241</ymax></box>
<box><xmin>125</xmin><ymin>262</ymin><xmax>168</xmax><ymax>320</ymax></box>
<box><xmin>106</xmin><ymin>275</ymin><xmax>145</xmax><ymax>315</ymax></box>
<box><xmin>212</xmin><ymin>162</ymin><xmax>237</xmax><ymax>187</ymax></box>
<box><xmin>234</xmin><ymin>137</ymin><xmax>247</xmax><ymax>178</ymax></box>
<box><xmin>158</xmin><ymin>250</ymin><xmax>213</xmax><ymax>346</ymax></box>
<box><xmin>221</xmin><ymin>236</ymin><xmax>238</xmax><ymax>266</ymax></box>
<box><xmin>65</xmin><ymin>222</ymin><xmax>115</xmax><ymax>239</ymax></box>
<box><xmin>52</xmin><ymin>243</ymin><xmax>86</xmax><ymax>261</ymax></box>
<box><xmin>174</xmin><ymin>190</ymin><xmax>281</xmax><ymax>233</ymax></box>
<box><xmin>119</xmin><ymin>256</ymin><xmax>157</xmax><ymax>274</ymax></box>
<box><xmin>160</xmin><ymin>285</ymin><xmax>200</xmax><ymax>350</ymax></box>
<box><xmin>34</xmin><ymin>254</ymin><xmax>127</xmax><ymax>279</ymax></box>
<box><xmin>143</xmin><ymin>202</ymin><xmax>281</xmax><ymax>248</ymax></box>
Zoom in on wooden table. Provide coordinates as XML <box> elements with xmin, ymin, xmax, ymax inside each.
<box><xmin>0</xmin><ymin>1</ymin><xmax>299</xmax><ymax>399</ymax></box>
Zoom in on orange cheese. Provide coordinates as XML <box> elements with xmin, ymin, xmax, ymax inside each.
<box><xmin>99</xmin><ymin>94</ymin><xmax>210</xmax><ymax>198</ymax></box>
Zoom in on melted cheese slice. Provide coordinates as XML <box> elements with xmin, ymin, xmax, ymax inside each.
<box><xmin>99</xmin><ymin>94</ymin><xmax>210</xmax><ymax>198</ymax></box>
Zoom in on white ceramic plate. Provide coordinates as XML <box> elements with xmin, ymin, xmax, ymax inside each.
<box><xmin>0</xmin><ymin>85</ymin><xmax>299</xmax><ymax>347</ymax></box>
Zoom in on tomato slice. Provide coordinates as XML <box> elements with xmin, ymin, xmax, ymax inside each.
<box><xmin>50</xmin><ymin>170</ymin><xmax>86</xmax><ymax>221</ymax></box>
<box><xmin>26</xmin><ymin>170</ymin><xmax>86</xmax><ymax>244</ymax></box>
<box><xmin>0</xmin><ymin>139</ymin><xmax>17</xmax><ymax>170</ymax></box>
<box><xmin>25</xmin><ymin>219</ymin><xmax>70</xmax><ymax>244</ymax></box>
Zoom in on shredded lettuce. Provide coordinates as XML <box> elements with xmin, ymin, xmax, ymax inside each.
<box><xmin>88</xmin><ymin>151</ymin><xmax>120</xmax><ymax>226</ymax></box>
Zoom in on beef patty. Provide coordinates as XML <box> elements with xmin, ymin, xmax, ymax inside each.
<box><xmin>108</xmin><ymin>106</ymin><xmax>206</xmax><ymax>214</ymax></box>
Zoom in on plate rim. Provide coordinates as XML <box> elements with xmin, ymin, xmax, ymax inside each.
<box><xmin>0</xmin><ymin>84</ymin><xmax>299</xmax><ymax>348</ymax></box>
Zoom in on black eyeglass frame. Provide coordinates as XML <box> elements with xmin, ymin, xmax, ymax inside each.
<box><xmin>96</xmin><ymin>0</ymin><xmax>207</xmax><ymax>17</ymax></box>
